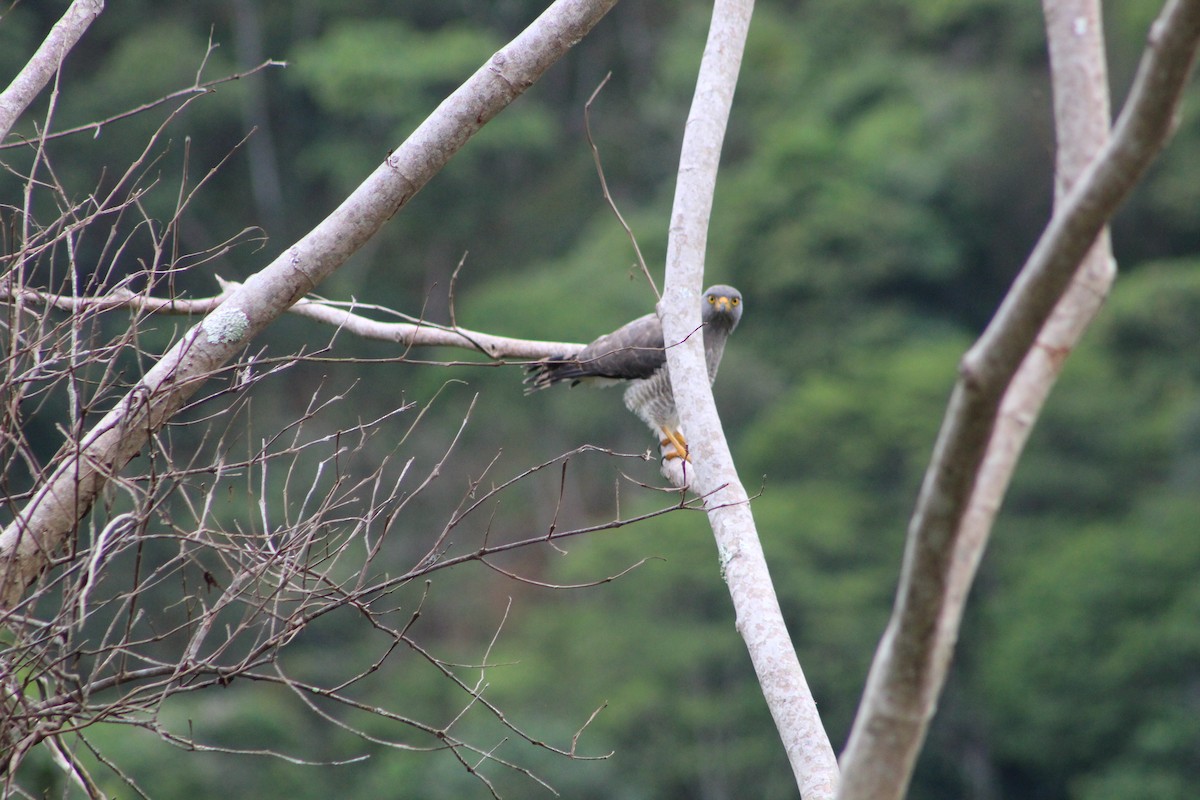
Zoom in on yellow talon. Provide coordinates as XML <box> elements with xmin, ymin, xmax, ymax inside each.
<box><xmin>660</xmin><ymin>427</ymin><xmax>691</xmax><ymax>462</ymax></box>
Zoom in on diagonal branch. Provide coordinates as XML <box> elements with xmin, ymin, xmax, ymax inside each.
<box><xmin>658</xmin><ymin>0</ymin><xmax>839</xmax><ymax>798</ymax></box>
<box><xmin>0</xmin><ymin>0</ymin><xmax>104</xmax><ymax>142</ymax></box>
<box><xmin>0</xmin><ymin>0</ymin><xmax>621</xmax><ymax>610</ymax></box>
<box><xmin>837</xmin><ymin>2</ymin><xmax>1200</xmax><ymax>798</ymax></box>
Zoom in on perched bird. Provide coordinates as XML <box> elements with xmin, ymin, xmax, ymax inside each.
<box><xmin>525</xmin><ymin>285</ymin><xmax>743</xmax><ymax>461</ymax></box>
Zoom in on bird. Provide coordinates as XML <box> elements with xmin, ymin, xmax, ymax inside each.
<box><xmin>524</xmin><ymin>285</ymin><xmax>743</xmax><ymax>461</ymax></box>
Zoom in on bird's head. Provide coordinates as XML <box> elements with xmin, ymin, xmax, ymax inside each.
<box><xmin>702</xmin><ymin>285</ymin><xmax>743</xmax><ymax>332</ymax></box>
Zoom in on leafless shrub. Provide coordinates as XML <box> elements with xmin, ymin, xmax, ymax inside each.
<box><xmin>1</xmin><ymin>13</ymin><xmax>679</xmax><ymax>794</ymax></box>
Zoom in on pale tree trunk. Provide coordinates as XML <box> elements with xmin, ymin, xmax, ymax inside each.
<box><xmin>659</xmin><ymin>1</ymin><xmax>840</xmax><ymax>798</ymax></box>
<box><xmin>837</xmin><ymin>2</ymin><xmax>1200</xmax><ymax>798</ymax></box>
<box><xmin>0</xmin><ymin>0</ymin><xmax>621</xmax><ymax>608</ymax></box>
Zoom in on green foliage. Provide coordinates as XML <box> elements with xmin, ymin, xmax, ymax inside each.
<box><xmin>980</xmin><ymin>494</ymin><xmax>1200</xmax><ymax>791</ymax></box>
<box><xmin>1006</xmin><ymin>263</ymin><xmax>1200</xmax><ymax>517</ymax></box>
<box><xmin>0</xmin><ymin>6</ymin><xmax>39</xmax><ymax>78</ymax></box>
<box><xmin>290</xmin><ymin>17</ymin><xmax>555</xmax><ymax>164</ymax></box>
<box><xmin>287</xmin><ymin>16</ymin><xmax>559</xmax><ymax>255</ymax></box>
<box><xmin>741</xmin><ymin>335</ymin><xmax>964</xmax><ymax>493</ymax></box>
<box><xmin>292</xmin><ymin>21</ymin><xmax>496</xmax><ymax>119</ymax></box>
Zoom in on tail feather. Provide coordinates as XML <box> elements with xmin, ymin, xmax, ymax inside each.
<box><xmin>523</xmin><ymin>356</ymin><xmax>581</xmax><ymax>394</ymax></box>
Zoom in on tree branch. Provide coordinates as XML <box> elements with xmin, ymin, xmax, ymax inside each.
<box><xmin>659</xmin><ymin>1</ymin><xmax>839</xmax><ymax>798</ymax></box>
<box><xmin>0</xmin><ymin>59</ymin><xmax>286</xmax><ymax>151</ymax></box>
<box><xmin>0</xmin><ymin>282</ymin><xmax>584</xmax><ymax>359</ymax></box>
<box><xmin>837</xmin><ymin>2</ymin><xmax>1200</xmax><ymax>797</ymax></box>
<box><xmin>0</xmin><ymin>0</ymin><xmax>104</xmax><ymax>142</ymax></box>
<box><xmin>0</xmin><ymin>0</ymin><xmax>620</xmax><ymax>609</ymax></box>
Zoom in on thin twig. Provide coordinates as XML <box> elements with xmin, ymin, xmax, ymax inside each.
<box><xmin>584</xmin><ymin>72</ymin><xmax>659</xmax><ymax>299</ymax></box>
<box><xmin>0</xmin><ymin>60</ymin><xmax>286</xmax><ymax>150</ymax></box>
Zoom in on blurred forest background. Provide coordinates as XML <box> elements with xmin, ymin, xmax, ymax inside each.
<box><xmin>3</xmin><ymin>0</ymin><xmax>1200</xmax><ymax>798</ymax></box>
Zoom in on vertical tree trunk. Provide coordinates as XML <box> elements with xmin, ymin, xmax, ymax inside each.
<box><xmin>660</xmin><ymin>1</ymin><xmax>840</xmax><ymax>797</ymax></box>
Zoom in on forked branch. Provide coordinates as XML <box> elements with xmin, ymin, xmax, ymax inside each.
<box><xmin>837</xmin><ymin>2</ymin><xmax>1200</xmax><ymax>798</ymax></box>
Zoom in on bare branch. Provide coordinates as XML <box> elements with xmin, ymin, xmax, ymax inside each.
<box><xmin>658</xmin><ymin>1</ymin><xmax>839</xmax><ymax>798</ymax></box>
<box><xmin>0</xmin><ymin>282</ymin><xmax>585</xmax><ymax>359</ymax></box>
<box><xmin>0</xmin><ymin>0</ymin><xmax>621</xmax><ymax>609</ymax></box>
<box><xmin>584</xmin><ymin>74</ymin><xmax>659</xmax><ymax>299</ymax></box>
<box><xmin>480</xmin><ymin>554</ymin><xmax>659</xmax><ymax>589</ymax></box>
<box><xmin>0</xmin><ymin>60</ymin><xmax>286</xmax><ymax>151</ymax></box>
<box><xmin>274</xmin><ymin>292</ymin><xmax>584</xmax><ymax>359</ymax></box>
<box><xmin>837</xmin><ymin>2</ymin><xmax>1200</xmax><ymax>798</ymax></box>
<box><xmin>0</xmin><ymin>311</ymin><xmax>686</xmax><ymax>789</ymax></box>
<box><xmin>0</xmin><ymin>0</ymin><xmax>104</xmax><ymax>142</ymax></box>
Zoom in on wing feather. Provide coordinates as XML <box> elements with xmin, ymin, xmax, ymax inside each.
<box><xmin>525</xmin><ymin>312</ymin><xmax>665</xmax><ymax>391</ymax></box>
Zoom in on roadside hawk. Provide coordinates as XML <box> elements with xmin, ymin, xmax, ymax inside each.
<box><xmin>524</xmin><ymin>285</ymin><xmax>743</xmax><ymax>461</ymax></box>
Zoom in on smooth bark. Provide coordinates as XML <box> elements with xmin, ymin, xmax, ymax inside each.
<box><xmin>660</xmin><ymin>0</ymin><xmax>840</xmax><ymax>797</ymax></box>
<box><xmin>0</xmin><ymin>0</ymin><xmax>104</xmax><ymax>142</ymax></box>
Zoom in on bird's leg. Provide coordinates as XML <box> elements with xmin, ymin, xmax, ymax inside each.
<box><xmin>659</xmin><ymin>427</ymin><xmax>691</xmax><ymax>462</ymax></box>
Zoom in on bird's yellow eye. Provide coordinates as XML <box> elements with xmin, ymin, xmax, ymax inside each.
<box><xmin>731</xmin><ymin>297</ymin><xmax>740</xmax><ymax>305</ymax></box>
<box><xmin>708</xmin><ymin>295</ymin><xmax>716</xmax><ymax>304</ymax></box>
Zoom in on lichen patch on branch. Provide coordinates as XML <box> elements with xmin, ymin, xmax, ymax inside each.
<box><xmin>201</xmin><ymin>306</ymin><xmax>251</xmax><ymax>344</ymax></box>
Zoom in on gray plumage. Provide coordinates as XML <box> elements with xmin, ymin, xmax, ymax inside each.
<box><xmin>525</xmin><ymin>285</ymin><xmax>743</xmax><ymax>459</ymax></box>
